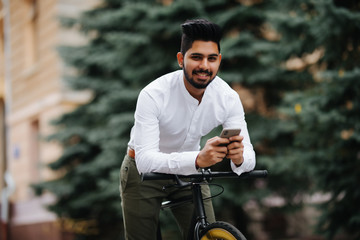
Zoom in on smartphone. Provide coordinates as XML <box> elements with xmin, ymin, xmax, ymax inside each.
<box><xmin>220</xmin><ymin>128</ymin><xmax>241</xmax><ymax>138</ymax></box>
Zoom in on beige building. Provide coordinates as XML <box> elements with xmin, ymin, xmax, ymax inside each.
<box><xmin>0</xmin><ymin>0</ymin><xmax>97</xmax><ymax>239</ymax></box>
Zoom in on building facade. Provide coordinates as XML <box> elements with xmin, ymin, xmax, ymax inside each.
<box><xmin>0</xmin><ymin>0</ymin><xmax>97</xmax><ymax>239</ymax></box>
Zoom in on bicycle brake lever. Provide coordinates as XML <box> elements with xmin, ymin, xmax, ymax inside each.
<box><xmin>161</xmin><ymin>175</ymin><xmax>191</xmax><ymax>191</ymax></box>
<box><xmin>174</xmin><ymin>175</ymin><xmax>191</xmax><ymax>188</ymax></box>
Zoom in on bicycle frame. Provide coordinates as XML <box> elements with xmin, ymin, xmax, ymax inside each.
<box><xmin>192</xmin><ymin>182</ymin><xmax>209</xmax><ymax>239</ymax></box>
<box><xmin>142</xmin><ymin>169</ymin><xmax>268</xmax><ymax>239</ymax></box>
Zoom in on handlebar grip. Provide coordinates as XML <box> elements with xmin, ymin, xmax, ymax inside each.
<box><xmin>241</xmin><ymin>170</ymin><xmax>268</xmax><ymax>178</ymax></box>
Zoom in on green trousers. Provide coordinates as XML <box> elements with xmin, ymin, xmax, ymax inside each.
<box><xmin>119</xmin><ymin>154</ymin><xmax>215</xmax><ymax>240</ymax></box>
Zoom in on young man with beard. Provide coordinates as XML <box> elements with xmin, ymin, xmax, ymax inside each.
<box><xmin>120</xmin><ymin>19</ymin><xmax>255</xmax><ymax>240</ymax></box>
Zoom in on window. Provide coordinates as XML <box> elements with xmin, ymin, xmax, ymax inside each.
<box><xmin>24</xmin><ymin>0</ymin><xmax>38</xmax><ymax>68</ymax></box>
<box><xmin>29</xmin><ymin>119</ymin><xmax>40</xmax><ymax>182</ymax></box>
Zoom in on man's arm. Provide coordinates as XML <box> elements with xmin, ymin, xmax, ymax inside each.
<box><xmin>133</xmin><ymin>90</ymin><xmax>200</xmax><ymax>175</ymax></box>
<box><xmin>223</xmin><ymin>93</ymin><xmax>256</xmax><ymax>175</ymax></box>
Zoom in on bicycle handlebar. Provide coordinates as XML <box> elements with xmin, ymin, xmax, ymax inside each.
<box><xmin>141</xmin><ymin>170</ymin><xmax>268</xmax><ymax>181</ymax></box>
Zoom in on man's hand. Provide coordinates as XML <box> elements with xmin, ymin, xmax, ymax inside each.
<box><xmin>196</xmin><ymin>137</ymin><xmax>229</xmax><ymax>168</ymax></box>
<box><xmin>226</xmin><ymin>135</ymin><xmax>244</xmax><ymax>167</ymax></box>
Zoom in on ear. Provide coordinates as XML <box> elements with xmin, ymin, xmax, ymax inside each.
<box><xmin>177</xmin><ymin>52</ymin><xmax>184</xmax><ymax>68</ymax></box>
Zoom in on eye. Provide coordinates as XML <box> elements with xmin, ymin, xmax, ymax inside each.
<box><xmin>208</xmin><ymin>56</ymin><xmax>217</xmax><ymax>62</ymax></box>
<box><xmin>191</xmin><ymin>56</ymin><xmax>202</xmax><ymax>60</ymax></box>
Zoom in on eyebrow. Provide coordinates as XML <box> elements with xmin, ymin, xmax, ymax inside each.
<box><xmin>190</xmin><ymin>53</ymin><xmax>219</xmax><ymax>57</ymax></box>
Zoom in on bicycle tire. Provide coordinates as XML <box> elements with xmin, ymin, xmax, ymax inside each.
<box><xmin>199</xmin><ymin>221</ymin><xmax>247</xmax><ymax>240</ymax></box>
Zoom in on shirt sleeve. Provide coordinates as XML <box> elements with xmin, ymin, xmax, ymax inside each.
<box><xmin>132</xmin><ymin>90</ymin><xmax>200</xmax><ymax>175</ymax></box>
<box><xmin>223</xmin><ymin>92</ymin><xmax>256</xmax><ymax>175</ymax></box>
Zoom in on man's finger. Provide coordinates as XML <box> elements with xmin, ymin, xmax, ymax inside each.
<box><xmin>212</xmin><ymin>136</ymin><xmax>230</xmax><ymax>146</ymax></box>
<box><xmin>228</xmin><ymin>141</ymin><xmax>243</xmax><ymax>150</ymax></box>
<box><xmin>228</xmin><ymin>135</ymin><xmax>244</xmax><ymax>142</ymax></box>
<box><xmin>214</xmin><ymin>145</ymin><xmax>228</xmax><ymax>154</ymax></box>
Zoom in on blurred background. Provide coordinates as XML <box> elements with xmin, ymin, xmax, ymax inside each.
<box><xmin>0</xmin><ymin>0</ymin><xmax>359</xmax><ymax>240</ymax></box>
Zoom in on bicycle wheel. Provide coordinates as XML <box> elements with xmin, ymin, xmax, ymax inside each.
<box><xmin>199</xmin><ymin>221</ymin><xmax>247</xmax><ymax>240</ymax></box>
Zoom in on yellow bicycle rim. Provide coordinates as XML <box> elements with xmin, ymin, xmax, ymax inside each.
<box><xmin>200</xmin><ymin>228</ymin><xmax>237</xmax><ymax>240</ymax></box>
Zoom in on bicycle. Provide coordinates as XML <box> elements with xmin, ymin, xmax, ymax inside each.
<box><xmin>141</xmin><ymin>169</ymin><xmax>268</xmax><ymax>240</ymax></box>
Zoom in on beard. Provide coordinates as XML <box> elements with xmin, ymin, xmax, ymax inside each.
<box><xmin>183</xmin><ymin>66</ymin><xmax>216</xmax><ymax>89</ymax></box>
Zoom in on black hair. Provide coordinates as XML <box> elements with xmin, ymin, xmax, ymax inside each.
<box><xmin>180</xmin><ymin>19</ymin><xmax>222</xmax><ymax>55</ymax></box>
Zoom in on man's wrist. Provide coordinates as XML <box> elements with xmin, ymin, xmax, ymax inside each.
<box><xmin>234</xmin><ymin>158</ymin><xmax>244</xmax><ymax>168</ymax></box>
<box><xmin>195</xmin><ymin>155</ymin><xmax>200</xmax><ymax>169</ymax></box>
<box><xmin>235</xmin><ymin>162</ymin><xmax>243</xmax><ymax>167</ymax></box>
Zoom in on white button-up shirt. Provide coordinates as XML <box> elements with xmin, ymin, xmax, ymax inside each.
<box><xmin>128</xmin><ymin>70</ymin><xmax>255</xmax><ymax>175</ymax></box>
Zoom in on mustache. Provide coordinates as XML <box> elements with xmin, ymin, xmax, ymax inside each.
<box><xmin>193</xmin><ymin>70</ymin><xmax>212</xmax><ymax>75</ymax></box>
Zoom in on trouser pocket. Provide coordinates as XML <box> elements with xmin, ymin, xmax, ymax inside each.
<box><xmin>120</xmin><ymin>155</ymin><xmax>132</xmax><ymax>194</ymax></box>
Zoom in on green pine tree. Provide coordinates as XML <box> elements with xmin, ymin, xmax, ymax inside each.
<box><xmin>253</xmin><ymin>0</ymin><xmax>360</xmax><ymax>239</ymax></box>
<box><xmin>283</xmin><ymin>1</ymin><xmax>360</xmax><ymax>238</ymax></box>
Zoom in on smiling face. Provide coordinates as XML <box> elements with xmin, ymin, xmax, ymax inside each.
<box><xmin>177</xmin><ymin>40</ymin><xmax>222</xmax><ymax>92</ymax></box>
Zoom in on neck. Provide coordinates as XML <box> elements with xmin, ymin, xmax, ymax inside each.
<box><xmin>183</xmin><ymin>78</ymin><xmax>205</xmax><ymax>103</ymax></box>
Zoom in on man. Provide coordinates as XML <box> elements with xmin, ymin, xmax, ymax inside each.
<box><xmin>120</xmin><ymin>19</ymin><xmax>255</xmax><ymax>240</ymax></box>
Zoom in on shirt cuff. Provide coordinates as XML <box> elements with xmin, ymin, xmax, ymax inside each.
<box><xmin>178</xmin><ymin>151</ymin><xmax>200</xmax><ymax>175</ymax></box>
<box><xmin>231</xmin><ymin>153</ymin><xmax>256</xmax><ymax>175</ymax></box>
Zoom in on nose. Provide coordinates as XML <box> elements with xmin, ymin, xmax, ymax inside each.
<box><xmin>199</xmin><ymin>58</ymin><xmax>209</xmax><ymax>70</ymax></box>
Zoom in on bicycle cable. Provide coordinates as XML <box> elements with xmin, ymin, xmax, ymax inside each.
<box><xmin>200</xmin><ymin>182</ymin><xmax>224</xmax><ymax>201</ymax></box>
<box><xmin>160</xmin><ymin>182</ymin><xmax>225</xmax><ymax>210</ymax></box>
